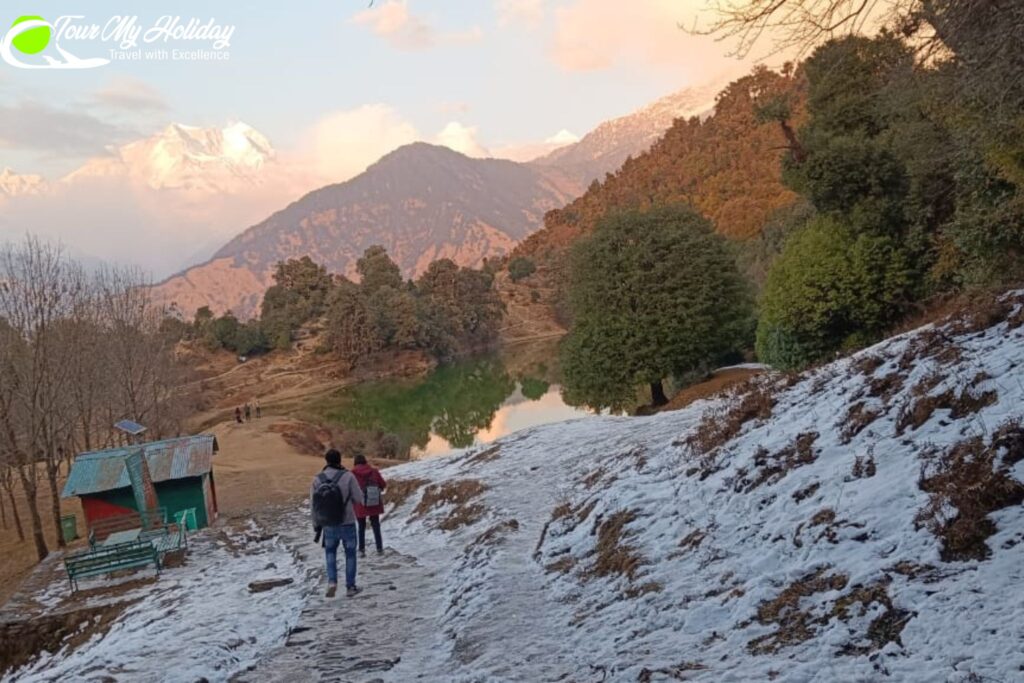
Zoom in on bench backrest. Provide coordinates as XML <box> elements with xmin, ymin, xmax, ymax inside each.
<box><xmin>89</xmin><ymin>508</ymin><xmax>167</xmax><ymax>541</ymax></box>
<box><xmin>66</xmin><ymin>541</ymin><xmax>157</xmax><ymax>571</ymax></box>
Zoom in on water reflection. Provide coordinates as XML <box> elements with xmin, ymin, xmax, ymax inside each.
<box><xmin>313</xmin><ymin>351</ymin><xmax>592</xmax><ymax>460</ymax></box>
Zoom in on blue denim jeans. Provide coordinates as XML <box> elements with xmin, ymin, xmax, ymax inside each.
<box><xmin>323</xmin><ymin>523</ymin><xmax>358</xmax><ymax>588</ymax></box>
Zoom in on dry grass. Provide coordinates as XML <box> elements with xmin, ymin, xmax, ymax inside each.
<box><xmin>545</xmin><ymin>556</ymin><xmax>577</xmax><ymax>574</ymax></box>
<box><xmin>747</xmin><ymin>568</ymin><xmax>911</xmax><ymax>656</ymax></box>
<box><xmin>660</xmin><ymin>367</ymin><xmax>764</xmax><ymax>413</ymax></box>
<box><xmin>623</xmin><ymin>581</ymin><xmax>663</xmax><ymax>599</ymax></box>
<box><xmin>850</xmin><ymin>454</ymin><xmax>877</xmax><ymax>480</ymax></box>
<box><xmin>840</xmin><ymin>402</ymin><xmax>883</xmax><ymax>443</ymax></box>
<box><xmin>581</xmin><ymin>467</ymin><xmax>612</xmax><ymax>489</ymax></box>
<box><xmin>747</xmin><ymin>568</ymin><xmax>849</xmax><ymax>655</ymax></box>
<box><xmin>854</xmin><ymin>354</ymin><xmax>885</xmax><ymax>376</ymax></box>
<box><xmin>411</xmin><ymin>479</ymin><xmax>488</xmax><ymax>531</ymax></box>
<box><xmin>867</xmin><ymin>371</ymin><xmax>905</xmax><ymax>400</ymax></box>
<box><xmin>916</xmin><ymin>428</ymin><xmax>1024</xmax><ymax>561</ymax></box>
<box><xmin>683</xmin><ymin>381</ymin><xmax>776</xmax><ymax>461</ymax></box>
<box><xmin>637</xmin><ymin>662</ymin><xmax>706</xmax><ymax>681</ymax></box>
<box><xmin>463</xmin><ymin>445</ymin><xmax>501</xmax><ymax>466</ymax></box>
<box><xmin>470</xmin><ymin>519</ymin><xmax>519</xmax><ymax>551</ymax></box>
<box><xmin>897</xmin><ymin>374</ymin><xmax>997</xmax><ymax>435</ymax></box>
<box><xmin>792</xmin><ymin>481</ymin><xmax>821</xmax><ymax>502</ymax></box>
<box><xmin>581</xmin><ymin>509</ymin><xmax>645</xmax><ymax>582</ymax></box>
<box><xmin>679</xmin><ymin>529</ymin><xmax>706</xmax><ymax>552</ymax></box>
<box><xmin>385</xmin><ymin>478</ymin><xmax>430</xmax><ymax>512</ymax></box>
<box><xmin>732</xmin><ymin>432</ymin><xmax>819</xmax><ymax>493</ymax></box>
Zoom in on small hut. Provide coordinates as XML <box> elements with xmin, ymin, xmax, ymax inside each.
<box><xmin>62</xmin><ymin>435</ymin><xmax>219</xmax><ymax>530</ymax></box>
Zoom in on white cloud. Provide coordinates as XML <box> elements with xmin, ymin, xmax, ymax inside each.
<box><xmin>302</xmin><ymin>104</ymin><xmax>420</xmax><ymax>183</ymax></box>
<box><xmin>491</xmin><ymin>129</ymin><xmax>580</xmax><ymax>163</ymax></box>
<box><xmin>434</xmin><ymin>121</ymin><xmax>490</xmax><ymax>158</ymax></box>
<box><xmin>549</xmin><ymin>0</ymin><xmax>743</xmax><ymax>76</ymax></box>
<box><xmin>496</xmin><ymin>0</ymin><xmax>544</xmax><ymax>27</ymax></box>
<box><xmin>352</xmin><ymin>1</ymin><xmax>482</xmax><ymax>51</ymax></box>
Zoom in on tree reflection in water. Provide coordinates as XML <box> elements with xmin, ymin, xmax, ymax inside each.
<box><xmin>318</xmin><ymin>357</ymin><xmax>516</xmax><ymax>458</ymax></box>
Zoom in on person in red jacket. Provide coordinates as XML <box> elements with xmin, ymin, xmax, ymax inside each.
<box><xmin>351</xmin><ymin>454</ymin><xmax>387</xmax><ymax>556</ymax></box>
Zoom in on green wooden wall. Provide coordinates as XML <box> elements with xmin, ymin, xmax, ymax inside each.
<box><xmin>88</xmin><ymin>476</ymin><xmax>210</xmax><ymax>528</ymax></box>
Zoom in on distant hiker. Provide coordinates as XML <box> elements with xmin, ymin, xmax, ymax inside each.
<box><xmin>234</xmin><ymin>406</ymin><xmax>243</xmax><ymax>424</ymax></box>
<box><xmin>255</xmin><ymin>399</ymin><xmax>262</xmax><ymax>419</ymax></box>
<box><xmin>244</xmin><ymin>402</ymin><xmax>252</xmax><ymax>422</ymax></box>
<box><xmin>352</xmin><ymin>454</ymin><xmax>387</xmax><ymax>557</ymax></box>
<box><xmin>311</xmin><ymin>449</ymin><xmax>365</xmax><ymax>598</ymax></box>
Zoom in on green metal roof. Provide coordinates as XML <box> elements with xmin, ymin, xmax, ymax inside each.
<box><xmin>61</xmin><ymin>435</ymin><xmax>219</xmax><ymax>498</ymax></box>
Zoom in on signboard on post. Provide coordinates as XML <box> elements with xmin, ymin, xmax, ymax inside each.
<box><xmin>124</xmin><ymin>449</ymin><xmax>159</xmax><ymax>519</ymax></box>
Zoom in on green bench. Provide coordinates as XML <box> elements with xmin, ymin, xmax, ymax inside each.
<box><xmin>64</xmin><ymin>540</ymin><xmax>161</xmax><ymax>592</ymax></box>
<box><xmin>140</xmin><ymin>522</ymin><xmax>188</xmax><ymax>555</ymax></box>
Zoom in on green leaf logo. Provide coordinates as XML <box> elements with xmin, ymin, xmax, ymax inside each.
<box><xmin>11</xmin><ymin>15</ymin><xmax>50</xmax><ymax>54</ymax></box>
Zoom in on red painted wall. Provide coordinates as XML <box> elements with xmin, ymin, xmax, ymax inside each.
<box><xmin>81</xmin><ymin>496</ymin><xmax>136</xmax><ymax>528</ymax></box>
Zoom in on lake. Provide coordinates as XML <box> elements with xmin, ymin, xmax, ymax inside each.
<box><xmin>310</xmin><ymin>342</ymin><xmax>595</xmax><ymax>460</ymax></box>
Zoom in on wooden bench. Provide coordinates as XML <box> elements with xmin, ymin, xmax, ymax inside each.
<box><xmin>64</xmin><ymin>540</ymin><xmax>161</xmax><ymax>592</ymax></box>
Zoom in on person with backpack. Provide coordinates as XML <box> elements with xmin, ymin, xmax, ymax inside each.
<box><xmin>310</xmin><ymin>449</ymin><xmax>365</xmax><ymax>598</ymax></box>
<box><xmin>351</xmin><ymin>454</ymin><xmax>387</xmax><ymax>557</ymax></box>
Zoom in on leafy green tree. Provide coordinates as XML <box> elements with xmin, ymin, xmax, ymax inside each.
<box><xmin>519</xmin><ymin>376</ymin><xmax>550</xmax><ymax>401</ymax></box>
<box><xmin>416</xmin><ymin>259</ymin><xmax>504</xmax><ymax>352</ymax></box>
<box><xmin>325</xmin><ymin>280</ymin><xmax>382</xmax><ymax>363</ymax></box>
<box><xmin>508</xmin><ymin>256</ymin><xmax>536</xmax><ymax>282</ymax></box>
<box><xmin>231</xmin><ymin>322</ymin><xmax>269</xmax><ymax>357</ymax></box>
<box><xmin>756</xmin><ymin>216</ymin><xmax>914</xmax><ymax>368</ymax></box>
<box><xmin>260</xmin><ymin>256</ymin><xmax>334</xmax><ymax>349</ymax></box>
<box><xmin>367</xmin><ymin>285</ymin><xmax>421</xmax><ymax>349</ymax></box>
<box><xmin>357</xmin><ymin>245</ymin><xmax>403</xmax><ymax>293</ymax></box>
<box><xmin>560</xmin><ymin>205</ymin><xmax>754</xmax><ymax>410</ymax></box>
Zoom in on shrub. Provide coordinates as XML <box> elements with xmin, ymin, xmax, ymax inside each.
<box><xmin>756</xmin><ymin>216</ymin><xmax>914</xmax><ymax>369</ymax></box>
<box><xmin>508</xmin><ymin>256</ymin><xmax>537</xmax><ymax>282</ymax></box>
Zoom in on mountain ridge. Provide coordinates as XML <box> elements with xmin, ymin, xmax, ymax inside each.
<box><xmin>153</xmin><ymin>142</ymin><xmax>581</xmax><ymax>317</ymax></box>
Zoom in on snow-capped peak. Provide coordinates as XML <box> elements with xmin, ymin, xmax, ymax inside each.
<box><xmin>0</xmin><ymin>167</ymin><xmax>47</xmax><ymax>197</ymax></box>
<box><xmin>65</xmin><ymin>121</ymin><xmax>276</xmax><ymax>193</ymax></box>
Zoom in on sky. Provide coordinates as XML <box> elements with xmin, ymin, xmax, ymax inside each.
<box><xmin>0</xmin><ymin>0</ymin><xmax>760</xmax><ymax>274</ymax></box>
<box><xmin>0</xmin><ymin>0</ymin><xmax>759</xmax><ymax>177</ymax></box>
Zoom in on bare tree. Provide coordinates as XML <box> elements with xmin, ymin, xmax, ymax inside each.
<box><xmin>93</xmin><ymin>267</ymin><xmax>189</xmax><ymax>440</ymax></box>
<box><xmin>0</xmin><ymin>238</ymin><xmax>85</xmax><ymax>558</ymax></box>
<box><xmin>693</xmin><ymin>0</ymin><xmax>914</xmax><ymax>57</ymax></box>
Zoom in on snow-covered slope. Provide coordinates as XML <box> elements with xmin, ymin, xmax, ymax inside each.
<box><xmin>382</xmin><ymin>293</ymin><xmax>1024</xmax><ymax>682</ymax></box>
<box><xmin>64</xmin><ymin>122</ymin><xmax>275</xmax><ymax>193</ymax></box>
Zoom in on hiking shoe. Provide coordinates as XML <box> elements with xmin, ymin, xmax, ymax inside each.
<box><xmin>346</xmin><ymin>586</ymin><xmax>362</xmax><ymax>597</ymax></box>
<box><xmin>325</xmin><ymin>583</ymin><xmax>337</xmax><ymax>598</ymax></box>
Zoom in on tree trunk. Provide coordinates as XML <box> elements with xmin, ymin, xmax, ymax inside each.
<box><xmin>17</xmin><ymin>468</ymin><xmax>49</xmax><ymax>561</ymax></box>
<box><xmin>0</xmin><ymin>485</ymin><xmax>7</xmax><ymax>529</ymax></box>
<box><xmin>3</xmin><ymin>486</ymin><xmax>25</xmax><ymax>542</ymax></box>
<box><xmin>650</xmin><ymin>380</ymin><xmax>669</xmax><ymax>407</ymax></box>
<box><xmin>778</xmin><ymin>120</ymin><xmax>806</xmax><ymax>163</ymax></box>
<box><xmin>46</xmin><ymin>462</ymin><xmax>65</xmax><ymax>548</ymax></box>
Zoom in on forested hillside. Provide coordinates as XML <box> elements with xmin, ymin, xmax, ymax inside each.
<box><xmin>514</xmin><ymin>66</ymin><xmax>803</xmax><ymax>271</ymax></box>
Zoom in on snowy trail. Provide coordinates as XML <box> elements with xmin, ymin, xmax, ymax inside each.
<box><xmin>238</xmin><ymin>514</ymin><xmax>443</xmax><ymax>682</ymax></box>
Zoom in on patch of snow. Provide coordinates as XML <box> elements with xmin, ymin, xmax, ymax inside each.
<box><xmin>378</xmin><ymin>293</ymin><xmax>1024</xmax><ymax>681</ymax></box>
<box><xmin>7</xmin><ymin>518</ymin><xmax>307</xmax><ymax>683</ymax></box>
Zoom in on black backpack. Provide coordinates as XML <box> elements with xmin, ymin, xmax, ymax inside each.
<box><xmin>312</xmin><ymin>469</ymin><xmax>348</xmax><ymax>526</ymax></box>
